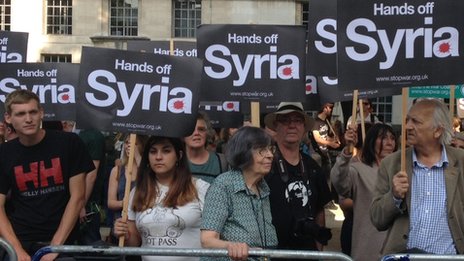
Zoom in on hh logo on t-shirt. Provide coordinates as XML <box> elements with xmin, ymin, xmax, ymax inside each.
<box><xmin>14</xmin><ymin>157</ymin><xmax>64</xmax><ymax>192</ymax></box>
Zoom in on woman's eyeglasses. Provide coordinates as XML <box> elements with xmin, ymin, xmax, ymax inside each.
<box><xmin>256</xmin><ymin>145</ymin><xmax>277</xmax><ymax>157</ymax></box>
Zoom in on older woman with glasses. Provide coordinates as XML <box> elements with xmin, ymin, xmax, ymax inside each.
<box><xmin>201</xmin><ymin>126</ymin><xmax>278</xmax><ymax>261</ymax></box>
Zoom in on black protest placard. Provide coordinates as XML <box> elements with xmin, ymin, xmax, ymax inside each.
<box><xmin>260</xmin><ymin>102</ymin><xmax>280</xmax><ymax>114</ymax></box>
<box><xmin>0</xmin><ymin>63</ymin><xmax>78</xmax><ymax>120</ymax></box>
<box><xmin>260</xmin><ymin>102</ymin><xmax>315</xmax><ymax>125</ymax></box>
<box><xmin>0</xmin><ymin>31</ymin><xmax>28</xmax><ymax>63</ymax></box>
<box><xmin>317</xmin><ymin>76</ymin><xmax>401</xmax><ymax>104</ymax></box>
<box><xmin>129</xmin><ymin>40</ymin><xmax>244</xmax><ymax>127</ymax></box>
<box><xmin>307</xmin><ymin>0</ymin><xmax>337</xmax><ymax>76</ymax></box>
<box><xmin>77</xmin><ymin>47</ymin><xmax>202</xmax><ymax>137</ymax></box>
<box><xmin>197</xmin><ymin>24</ymin><xmax>307</xmax><ymax>102</ymax></box>
<box><xmin>199</xmin><ymin>101</ymin><xmax>243</xmax><ymax>128</ymax></box>
<box><xmin>337</xmin><ymin>0</ymin><xmax>464</xmax><ymax>90</ymax></box>
<box><xmin>127</xmin><ymin>40</ymin><xmax>197</xmax><ymax>57</ymax></box>
<box><xmin>304</xmin><ymin>74</ymin><xmax>322</xmax><ymax>111</ymax></box>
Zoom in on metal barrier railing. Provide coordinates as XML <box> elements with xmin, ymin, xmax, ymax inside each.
<box><xmin>32</xmin><ymin>245</ymin><xmax>354</xmax><ymax>261</ymax></box>
<box><xmin>381</xmin><ymin>254</ymin><xmax>464</xmax><ymax>261</ymax></box>
<box><xmin>0</xmin><ymin>237</ymin><xmax>17</xmax><ymax>261</ymax></box>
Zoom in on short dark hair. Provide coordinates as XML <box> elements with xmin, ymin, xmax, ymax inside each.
<box><xmin>318</xmin><ymin>102</ymin><xmax>334</xmax><ymax>113</ymax></box>
<box><xmin>226</xmin><ymin>126</ymin><xmax>272</xmax><ymax>170</ymax></box>
<box><xmin>361</xmin><ymin>123</ymin><xmax>397</xmax><ymax>166</ymax></box>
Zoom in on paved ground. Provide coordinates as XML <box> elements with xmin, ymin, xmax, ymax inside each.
<box><xmin>324</xmin><ymin>203</ymin><xmax>344</xmax><ymax>253</ymax></box>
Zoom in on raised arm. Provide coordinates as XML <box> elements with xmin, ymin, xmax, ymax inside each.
<box><xmin>330</xmin><ymin>127</ymin><xmax>358</xmax><ymax>198</ymax></box>
<box><xmin>107</xmin><ymin>165</ymin><xmax>123</xmax><ymax>211</ymax></box>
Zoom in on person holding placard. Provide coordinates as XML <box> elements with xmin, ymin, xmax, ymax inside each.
<box><xmin>331</xmin><ymin>123</ymin><xmax>397</xmax><ymax>261</ymax></box>
<box><xmin>113</xmin><ymin>136</ymin><xmax>210</xmax><ymax>261</ymax></box>
<box><xmin>311</xmin><ymin>103</ymin><xmax>341</xmax><ymax>160</ymax></box>
<box><xmin>370</xmin><ymin>99</ymin><xmax>464</xmax><ymax>255</ymax></box>
<box><xmin>0</xmin><ymin>89</ymin><xmax>95</xmax><ymax>261</ymax></box>
<box><xmin>108</xmin><ymin>134</ymin><xmax>146</xmax><ymax>224</ymax></box>
<box><xmin>310</xmin><ymin>102</ymin><xmax>341</xmax><ymax>210</ymax></box>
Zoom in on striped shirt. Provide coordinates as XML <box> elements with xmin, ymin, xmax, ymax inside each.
<box><xmin>408</xmin><ymin>146</ymin><xmax>456</xmax><ymax>254</ymax></box>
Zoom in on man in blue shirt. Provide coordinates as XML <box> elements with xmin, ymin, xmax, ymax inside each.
<box><xmin>370</xmin><ymin>99</ymin><xmax>464</xmax><ymax>255</ymax></box>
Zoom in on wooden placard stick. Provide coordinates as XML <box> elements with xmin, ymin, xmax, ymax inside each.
<box><xmin>170</xmin><ymin>39</ymin><xmax>174</xmax><ymax>55</ymax></box>
<box><xmin>359</xmin><ymin>99</ymin><xmax>366</xmax><ymax>143</ymax></box>
<box><xmin>450</xmin><ymin>85</ymin><xmax>455</xmax><ymax>121</ymax></box>
<box><xmin>251</xmin><ymin>101</ymin><xmax>260</xmax><ymax>127</ymax></box>
<box><xmin>326</xmin><ymin>119</ymin><xmax>340</xmax><ymax>144</ymax></box>
<box><xmin>118</xmin><ymin>133</ymin><xmax>137</xmax><ymax>246</ymax></box>
<box><xmin>400</xmin><ymin>88</ymin><xmax>408</xmax><ymax>172</ymax></box>
<box><xmin>349</xmin><ymin>90</ymin><xmax>359</xmax><ymax>153</ymax></box>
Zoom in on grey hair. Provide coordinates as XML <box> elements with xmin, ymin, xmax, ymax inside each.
<box><xmin>416</xmin><ymin>99</ymin><xmax>453</xmax><ymax>144</ymax></box>
<box><xmin>225</xmin><ymin>126</ymin><xmax>272</xmax><ymax>170</ymax></box>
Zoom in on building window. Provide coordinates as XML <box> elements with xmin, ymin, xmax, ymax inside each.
<box><xmin>173</xmin><ymin>0</ymin><xmax>201</xmax><ymax>38</ymax></box>
<box><xmin>42</xmin><ymin>54</ymin><xmax>72</xmax><ymax>63</ymax></box>
<box><xmin>110</xmin><ymin>0</ymin><xmax>138</xmax><ymax>36</ymax></box>
<box><xmin>46</xmin><ymin>0</ymin><xmax>72</xmax><ymax>35</ymax></box>
<box><xmin>0</xmin><ymin>0</ymin><xmax>11</xmax><ymax>31</ymax></box>
<box><xmin>302</xmin><ymin>1</ymin><xmax>309</xmax><ymax>34</ymax></box>
<box><xmin>373</xmin><ymin>97</ymin><xmax>393</xmax><ymax>123</ymax></box>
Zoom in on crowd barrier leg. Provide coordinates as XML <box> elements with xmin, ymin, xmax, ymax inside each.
<box><xmin>0</xmin><ymin>237</ymin><xmax>17</xmax><ymax>261</ymax></box>
<box><xmin>32</xmin><ymin>245</ymin><xmax>354</xmax><ymax>261</ymax></box>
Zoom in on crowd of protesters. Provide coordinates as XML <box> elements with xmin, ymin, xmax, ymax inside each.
<box><xmin>0</xmin><ymin>89</ymin><xmax>463</xmax><ymax>261</ymax></box>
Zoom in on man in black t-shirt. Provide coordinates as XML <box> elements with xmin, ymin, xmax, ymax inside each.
<box><xmin>77</xmin><ymin>128</ymin><xmax>106</xmax><ymax>245</ymax></box>
<box><xmin>311</xmin><ymin>103</ymin><xmax>342</xmax><ymax>207</ymax></box>
<box><xmin>264</xmin><ymin>102</ymin><xmax>331</xmax><ymax>260</ymax></box>
<box><xmin>311</xmin><ymin>103</ymin><xmax>340</xmax><ymax>168</ymax></box>
<box><xmin>0</xmin><ymin>90</ymin><xmax>94</xmax><ymax>261</ymax></box>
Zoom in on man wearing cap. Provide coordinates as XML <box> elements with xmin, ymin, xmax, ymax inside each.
<box><xmin>264</xmin><ymin>102</ymin><xmax>332</xmax><ymax>258</ymax></box>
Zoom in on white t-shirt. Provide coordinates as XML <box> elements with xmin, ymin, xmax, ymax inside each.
<box><xmin>128</xmin><ymin>178</ymin><xmax>210</xmax><ymax>261</ymax></box>
<box><xmin>347</xmin><ymin>113</ymin><xmax>380</xmax><ymax>128</ymax></box>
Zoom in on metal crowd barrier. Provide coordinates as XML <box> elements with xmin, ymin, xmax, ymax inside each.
<box><xmin>381</xmin><ymin>253</ymin><xmax>464</xmax><ymax>261</ymax></box>
<box><xmin>32</xmin><ymin>245</ymin><xmax>354</xmax><ymax>261</ymax></box>
<box><xmin>0</xmin><ymin>237</ymin><xmax>17</xmax><ymax>261</ymax></box>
